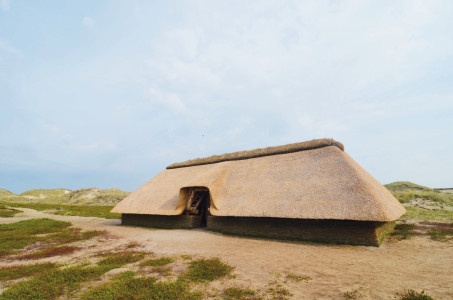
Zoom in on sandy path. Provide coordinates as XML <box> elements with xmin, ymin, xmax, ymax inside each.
<box><xmin>1</xmin><ymin>209</ymin><xmax>452</xmax><ymax>299</ymax></box>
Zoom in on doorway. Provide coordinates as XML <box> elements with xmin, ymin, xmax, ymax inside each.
<box><xmin>183</xmin><ymin>187</ymin><xmax>210</xmax><ymax>227</ymax></box>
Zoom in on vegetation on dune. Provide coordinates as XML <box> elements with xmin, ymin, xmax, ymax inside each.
<box><xmin>385</xmin><ymin>181</ymin><xmax>453</xmax><ymax>207</ymax></box>
<box><xmin>401</xmin><ymin>207</ymin><xmax>453</xmax><ymax>221</ymax></box>
<box><xmin>0</xmin><ymin>263</ymin><xmax>58</xmax><ymax>282</ymax></box>
<box><xmin>185</xmin><ymin>258</ymin><xmax>234</xmax><ymax>282</ymax></box>
<box><xmin>0</xmin><ymin>202</ymin><xmax>120</xmax><ymax>219</ymax></box>
<box><xmin>0</xmin><ymin>187</ymin><xmax>130</xmax><ymax>206</ymax></box>
<box><xmin>0</xmin><ymin>187</ymin><xmax>125</xmax><ymax>219</ymax></box>
<box><xmin>391</xmin><ymin>221</ymin><xmax>453</xmax><ymax>241</ymax></box>
<box><xmin>0</xmin><ymin>265</ymin><xmax>108</xmax><ymax>300</ymax></box>
<box><xmin>385</xmin><ymin>181</ymin><xmax>453</xmax><ymax>223</ymax></box>
<box><xmin>285</xmin><ymin>273</ymin><xmax>311</xmax><ymax>282</ymax></box>
<box><xmin>80</xmin><ymin>273</ymin><xmax>202</xmax><ymax>300</ymax></box>
<box><xmin>385</xmin><ymin>181</ymin><xmax>431</xmax><ymax>192</ymax></box>
<box><xmin>0</xmin><ymin>204</ymin><xmax>22</xmax><ymax>218</ymax></box>
<box><xmin>0</xmin><ymin>189</ymin><xmax>15</xmax><ymax>196</ymax></box>
<box><xmin>223</xmin><ymin>287</ymin><xmax>260</xmax><ymax>300</ymax></box>
<box><xmin>140</xmin><ymin>257</ymin><xmax>175</xmax><ymax>267</ymax></box>
<box><xmin>18</xmin><ymin>245</ymin><xmax>80</xmax><ymax>260</ymax></box>
<box><xmin>97</xmin><ymin>251</ymin><xmax>146</xmax><ymax>269</ymax></box>
<box><xmin>0</xmin><ymin>218</ymin><xmax>104</xmax><ymax>257</ymax></box>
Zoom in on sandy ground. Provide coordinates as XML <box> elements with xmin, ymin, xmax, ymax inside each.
<box><xmin>1</xmin><ymin>208</ymin><xmax>452</xmax><ymax>299</ymax></box>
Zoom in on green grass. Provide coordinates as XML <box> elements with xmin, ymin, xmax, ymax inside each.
<box><xmin>0</xmin><ymin>218</ymin><xmax>70</xmax><ymax>234</ymax></box>
<box><xmin>285</xmin><ymin>273</ymin><xmax>311</xmax><ymax>282</ymax></box>
<box><xmin>184</xmin><ymin>258</ymin><xmax>234</xmax><ymax>282</ymax></box>
<box><xmin>223</xmin><ymin>287</ymin><xmax>260</xmax><ymax>300</ymax></box>
<box><xmin>0</xmin><ymin>204</ymin><xmax>22</xmax><ymax>217</ymax></box>
<box><xmin>386</xmin><ymin>181</ymin><xmax>453</xmax><ymax>206</ymax></box>
<box><xmin>51</xmin><ymin>204</ymin><xmax>120</xmax><ymax>219</ymax></box>
<box><xmin>0</xmin><ymin>265</ymin><xmax>108</xmax><ymax>300</ymax></box>
<box><xmin>0</xmin><ymin>188</ymin><xmax>129</xmax><ymax>206</ymax></box>
<box><xmin>80</xmin><ymin>274</ymin><xmax>202</xmax><ymax>300</ymax></box>
<box><xmin>0</xmin><ymin>263</ymin><xmax>58</xmax><ymax>282</ymax></box>
<box><xmin>385</xmin><ymin>181</ymin><xmax>430</xmax><ymax>192</ymax></box>
<box><xmin>391</xmin><ymin>223</ymin><xmax>416</xmax><ymax>240</ymax></box>
<box><xmin>392</xmin><ymin>190</ymin><xmax>453</xmax><ymax>206</ymax></box>
<box><xmin>0</xmin><ymin>218</ymin><xmax>72</xmax><ymax>256</ymax></box>
<box><xmin>401</xmin><ymin>207</ymin><xmax>453</xmax><ymax>221</ymax></box>
<box><xmin>384</xmin><ymin>182</ymin><xmax>453</xmax><ymax>222</ymax></box>
<box><xmin>140</xmin><ymin>257</ymin><xmax>175</xmax><ymax>267</ymax></box>
<box><xmin>0</xmin><ymin>218</ymin><xmax>104</xmax><ymax>257</ymax></box>
<box><xmin>97</xmin><ymin>251</ymin><xmax>146</xmax><ymax>269</ymax></box>
<box><xmin>396</xmin><ymin>289</ymin><xmax>435</xmax><ymax>300</ymax></box>
<box><xmin>48</xmin><ymin>227</ymin><xmax>105</xmax><ymax>244</ymax></box>
<box><xmin>3</xmin><ymin>202</ymin><xmax>120</xmax><ymax>219</ymax></box>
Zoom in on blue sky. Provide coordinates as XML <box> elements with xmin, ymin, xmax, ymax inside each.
<box><xmin>1</xmin><ymin>0</ymin><xmax>452</xmax><ymax>193</ymax></box>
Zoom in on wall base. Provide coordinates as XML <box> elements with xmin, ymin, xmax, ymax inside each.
<box><xmin>122</xmin><ymin>214</ymin><xmax>201</xmax><ymax>229</ymax></box>
<box><xmin>121</xmin><ymin>214</ymin><xmax>395</xmax><ymax>246</ymax></box>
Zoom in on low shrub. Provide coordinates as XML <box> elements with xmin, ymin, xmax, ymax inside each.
<box><xmin>185</xmin><ymin>258</ymin><xmax>234</xmax><ymax>282</ymax></box>
<box><xmin>140</xmin><ymin>257</ymin><xmax>174</xmax><ymax>267</ymax></box>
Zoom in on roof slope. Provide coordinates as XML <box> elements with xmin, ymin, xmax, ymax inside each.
<box><xmin>167</xmin><ymin>138</ymin><xmax>344</xmax><ymax>169</ymax></box>
<box><xmin>112</xmin><ymin>142</ymin><xmax>405</xmax><ymax>222</ymax></box>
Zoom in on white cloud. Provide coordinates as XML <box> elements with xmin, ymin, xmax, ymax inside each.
<box><xmin>149</xmin><ymin>88</ymin><xmax>188</xmax><ymax>115</ymax></box>
<box><xmin>0</xmin><ymin>38</ymin><xmax>23</xmax><ymax>57</ymax></box>
<box><xmin>81</xmin><ymin>16</ymin><xmax>94</xmax><ymax>27</ymax></box>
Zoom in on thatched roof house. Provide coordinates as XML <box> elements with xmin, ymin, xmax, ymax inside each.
<box><xmin>112</xmin><ymin>138</ymin><xmax>405</xmax><ymax>246</ymax></box>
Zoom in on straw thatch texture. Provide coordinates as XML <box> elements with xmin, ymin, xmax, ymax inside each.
<box><xmin>167</xmin><ymin>138</ymin><xmax>344</xmax><ymax>169</ymax></box>
<box><xmin>112</xmin><ymin>145</ymin><xmax>405</xmax><ymax>221</ymax></box>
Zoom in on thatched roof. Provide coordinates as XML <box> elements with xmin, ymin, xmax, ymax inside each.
<box><xmin>167</xmin><ymin>138</ymin><xmax>344</xmax><ymax>169</ymax></box>
<box><xmin>112</xmin><ymin>139</ymin><xmax>405</xmax><ymax>222</ymax></box>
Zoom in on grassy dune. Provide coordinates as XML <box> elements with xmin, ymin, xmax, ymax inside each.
<box><xmin>0</xmin><ymin>188</ymin><xmax>128</xmax><ymax>219</ymax></box>
<box><xmin>0</xmin><ymin>188</ymin><xmax>129</xmax><ymax>206</ymax></box>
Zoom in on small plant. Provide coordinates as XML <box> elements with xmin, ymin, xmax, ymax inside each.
<box><xmin>396</xmin><ymin>289</ymin><xmax>435</xmax><ymax>300</ymax></box>
<box><xmin>0</xmin><ymin>265</ymin><xmax>106</xmax><ymax>300</ymax></box>
<box><xmin>269</xmin><ymin>272</ymin><xmax>282</xmax><ymax>278</ymax></box>
<box><xmin>97</xmin><ymin>251</ymin><xmax>146</xmax><ymax>269</ymax></box>
<box><xmin>0</xmin><ymin>263</ymin><xmax>58</xmax><ymax>282</ymax></box>
<box><xmin>223</xmin><ymin>287</ymin><xmax>260</xmax><ymax>300</ymax></box>
<box><xmin>125</xmin><ymin>242</ymin><xmax>140</xmax><ymax>249</ymax></box>
<box><xmin>185</xmin><ymin>258</ymin><xmax>234</xmax><ymax>282</ymax></box>
<box><xmin>266</xmin><ymin>284</ymin><xmax>292</xmax><ymax>300</ymax></box>
<box><xmin>140</xmin><ymin>257</ymin><xmax>174</xmax><ymax>267</ymax></box>
<box><xmin>114</xmin><ymin>270</ymin><xmax>136</xmax><ymax>281</ymax></box>
<box><xmin>181</xmin><ymin>254</ymin><xmax>193</xmax><ymax>260</ymax></box>
<box><xmin>80</xmin><ymin>275</ymin><xmax>202</xmax><ymax>300</ymax></box>
<box><xmin>343</xmin><ymin>288</ymin><xmax>361</xmax><ymax>299</ymax></box>
<box><xmin>285</xmin><ymin>273</ymin><xmax>311</xmax><ymax>282</ymax></box>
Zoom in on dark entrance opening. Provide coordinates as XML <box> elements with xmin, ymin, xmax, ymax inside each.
<box><xmin>183</xmin><ymin>187</ymin><xmax>210</xmax><ymax>227</ymax></box>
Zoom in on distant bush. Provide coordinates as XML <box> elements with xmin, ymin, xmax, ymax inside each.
<box><xmin>396</xmin><ymin>289</ymin><xmax>434</xmax><ymax>300</ymax></box>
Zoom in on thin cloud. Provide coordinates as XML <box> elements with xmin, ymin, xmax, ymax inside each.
<box><xmin>81</xmin><ymin>16</ymin><xmax>94</xmax><ymax>28</ymax></box>
<box><xmin>0</xmin><ymin>38</ymin><xmax>23</xmax><ymax>57</ymax></box>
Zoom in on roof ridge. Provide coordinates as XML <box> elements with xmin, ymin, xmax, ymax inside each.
<box><xmin>167</xmin><ymin>138</ymin><xmax>344</xmax><ymax>169</ymax></box>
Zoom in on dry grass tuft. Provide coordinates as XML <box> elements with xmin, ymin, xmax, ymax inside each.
<box><xmin>19</xmin><ymin>245</ymin><xmax>80</xmax><ymax>260</ymax></box>
<box><xmin>396</xmin><ymin>289</ymin><xmax>435</xmax><ymax>300</ymax></box>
